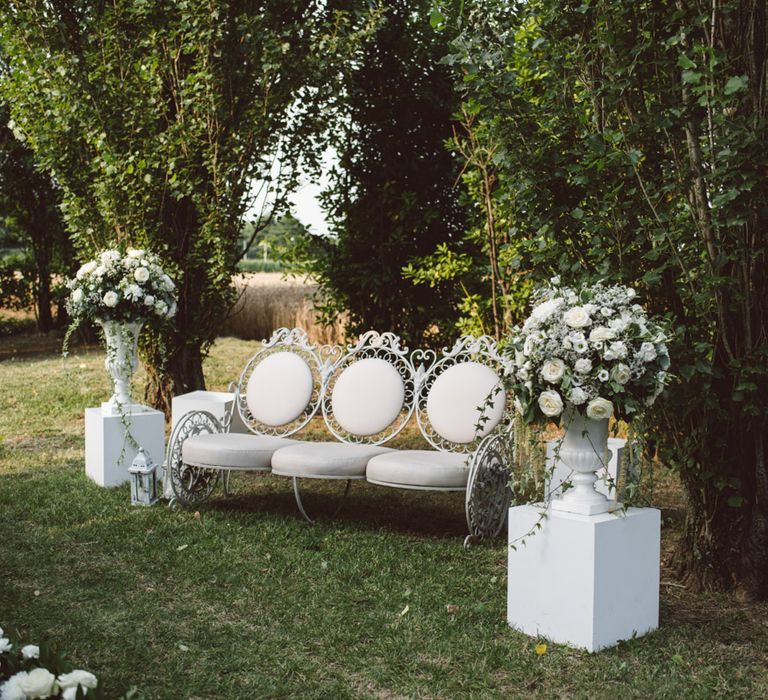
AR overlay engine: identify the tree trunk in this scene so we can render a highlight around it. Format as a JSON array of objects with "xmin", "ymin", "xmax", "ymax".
[
  {"xmin": 143, "ymin": 340, "xmax": 206, "ymax": 417},
  {"xmin": 676, "ymin": 347, "xmax": 768, "ymax": 599}
]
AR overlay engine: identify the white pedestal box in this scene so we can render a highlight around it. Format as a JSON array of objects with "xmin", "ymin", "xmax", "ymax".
[
  {"xmin": 170, "ymin": 390, "xmax": 247, "ymax": 435},
  {"xmin": 546, "ymin": 437, "xmax": 630, "ymax": 501},
  {"xmin": 85, "ymin": 405, "xmax": 165, "ymax": 487},
  {"xmin": 507, "ymin": 505, "xmax": 660, "ymax": 652},
  {"xmin": 164, "ymin": 390, "xmax": 246, "ymax": 497}
]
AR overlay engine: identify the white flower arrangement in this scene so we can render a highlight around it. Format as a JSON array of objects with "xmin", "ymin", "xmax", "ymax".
[
  {"xmin": 505, "ymin": 279, "xmax": 671, "ymax": 424},
  {"xmin": 66, "ymin": 248, "xmax": 177, "ymax": 327},
  {"xmin": 0, "ymin": 625, "xmax": 104, "ymax": 700}
]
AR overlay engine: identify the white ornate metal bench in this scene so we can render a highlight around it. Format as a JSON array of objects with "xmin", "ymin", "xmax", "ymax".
[{"xmin": 166, "ymin": 327, "xmax": 513, "ymax": 544}]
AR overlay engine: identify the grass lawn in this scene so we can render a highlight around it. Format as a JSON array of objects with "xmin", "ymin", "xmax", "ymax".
[{"xmin": 1, "ymin": 336, "xmax": 767, "ymax": 699}]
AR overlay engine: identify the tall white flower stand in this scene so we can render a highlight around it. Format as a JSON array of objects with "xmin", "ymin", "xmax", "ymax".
[
  {"xmin": 85, "ymin": 405, "xmax": 165, "ymax": 488},
  {"xmin": 507, "ymin": 505, "xmax": 660, "ymax": 652}
]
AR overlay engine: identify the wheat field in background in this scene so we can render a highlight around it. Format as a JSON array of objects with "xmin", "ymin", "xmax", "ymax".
[{"xmin": 221, "ymin": 273, "xmax": 346, "ymax": 345}]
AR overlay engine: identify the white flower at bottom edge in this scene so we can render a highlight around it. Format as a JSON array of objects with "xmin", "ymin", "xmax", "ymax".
[
  {"xmin": 1, "ymin": 671, "xmax": 28, "ymax": 700},
  {"xmin": 58, "ymin": 670, "xmax": 98, "ymax": 692},
  {"xmin": 21, "ymin": 644, "xmax": 39, "ymax": 659},
  {"xmin": 0, "ymin": 637, "xmax": 11, "ymax": 653},
  {"xmin": 586, "ymin": 397, "xmax": 614, "ymax": 421},
  {"xmin": 538, "ymin": 390, "xmax": 564, "ymax": 417},
  {"xmin": 18, "ymin": 667, "xmax": 57, "ymax": 699},
  {"xmin": 541, "ymin": 358, "xmax": 565, "ymax": 383},
  {"xmin": 102, "ymin": 291, "xmax": 118, "ymax": 308}
]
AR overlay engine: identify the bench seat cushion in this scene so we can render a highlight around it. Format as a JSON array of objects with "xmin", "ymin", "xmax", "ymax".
[
  {"xmin": 366, "ymin": 450, "xmax": 470, "ymax": 490},
  {"xmin": 271, "ymin": 441, "xmax": 393, "ymax": 479},
  {"xmin": 182, "ymin": 433, "xmax": 297, "ymax": 471}
]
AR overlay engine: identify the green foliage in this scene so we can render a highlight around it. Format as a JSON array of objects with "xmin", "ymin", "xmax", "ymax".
[
  {"xmin": 299, "ymin": 0, "xmax": 466, "ymax": 346},
  {"xmin": 0, "ymin": 1, "xmax": 372, "ymax": 406},
  {"xmin": 446, "ymin": 0, "xmax": 768, "ymax": 594},
  {"xmin": 0, "ymin": 98, "xmax": 72, "ymax": 331}
]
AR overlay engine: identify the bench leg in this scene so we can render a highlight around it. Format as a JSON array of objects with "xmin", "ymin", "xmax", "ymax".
[
  {"xmin": 292, "ymin": 478, "xmax": 353, "ymax": 523},
  {"xmin": 223, "ymin": 470, "xmax": 232, "ymax": 497}
]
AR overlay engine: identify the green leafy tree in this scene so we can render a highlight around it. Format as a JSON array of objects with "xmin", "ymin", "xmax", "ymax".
[
  {"xmin": 443, "ymin": 0, "xmax": 768, "ymax": 597},
  {"xmin": 301, "ymin": 0, "xmax": 466, "ymax": 346},
  {"xmin": 0, "ymin": 0, "xmax": 373, "ymax": 410},
  {"xmin": 0, "ymin": 100, "xmax": 73, "ymax": 331}
]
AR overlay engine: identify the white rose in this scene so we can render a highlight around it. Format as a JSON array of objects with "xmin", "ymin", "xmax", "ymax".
[
  {"xmin": 154, "ymin": 300, "xmax": 168, "ymax": 316},
  {"xmin": 127, "ymin": 248, "xmax": 145, "ymax": 258},
  {"xmin": 1, "ymin": 671, "xmax": 28, "ymax": 700},
  {"xmin": 611, "ymin": 363, "xmax": 631, "ymax": 385},
  {"xmin": 600, "ymin": 306, "xmax": 614, "ymax": 317},
  {"xmin": 58, "ymin": 670, "xmax": 98, "ymax": 692},
  {"xmin": 589, "ymin": 326, "xmax": 615, "ymax": 343},
  {"xmin": 21, "ymin": 644, "xmax": 39, "ymax": 660},
  {"xmin": 640, "ymin": 342, "xmax": 657, "ymax": 362},
  {"xmin": 568, "ymin": 387, "xmax": 588, "ymax": 405},
  {"xmin": 523, "ymin": 332, "xmax": 542, "ymax": 357},
  {"xmin": 627, "ymin": 287, "xmax": 636, "ymax": 299},
  {"xmin": 124, "ymin": 284, "xmax": 143, "ymax": 301},
  {"xmin": 530, "ymin": 298, "xmax": 563, "ymax": 325},
  {"xmin": 94, "ymin": 265, "xmax": 105, "ymax": 277},
  {"xmin": 0, "ymin": 637, "xmax": 12, "ymax": 653},
  {"xmin": 608, "ymin": 341, "xmax": 628, "ymax": 359},
  {"xmin": 19, "ymin": 667, "xmax": 57, "ymax": 699},
  {"xmin": 538, "ymin": 390, "xmax": 564, "ymax": 417},
  {"xmin": 586, "ymin": 397, "xmax": 614, "ymax": 421},
  {"xmin": 71, "ymin": 288, "xmax": 84, "ymax": 304},
  {"xmin": 563, "ymin": 305, "xmax": 591, "ymax": 328},
  {"xmin": 166, "ymin": 301, "xmax": 177, "ymax": 318},
  {"xmin": 102, "ymin": 291, "xmax": 119, "ymax": 307},
  {"xmin": 574, "ymin": 358, "xmax": 592, "ymax": 374},
  {"xmin": 143, "ymin": 294, "xmax": 155, "ymax": 306},
  {"xmin": 76, "ymin": 260, "xmax": 97, "ymax": 279},
  {"xmin": 541, "ymin": 358, "xmax": 565, "ymax": 383},
  {"xmin": 134, "ymin": 267, "xmax": 150, "ymax": 283}
]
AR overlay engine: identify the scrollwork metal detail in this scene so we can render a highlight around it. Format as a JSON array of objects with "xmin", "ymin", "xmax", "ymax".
[
  {"xmin": 166, "ymin": 410, "xmax": 224, "ymax": 507},
  {"xmin": 465, "ymin": 428, "xmax": 514, "ymax": 546}
]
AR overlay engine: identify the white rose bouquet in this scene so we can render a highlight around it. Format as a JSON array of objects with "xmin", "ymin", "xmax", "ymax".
[
  {"xmin": 0, "ymin": 625, "xmax": 104, "ymax": 699},
  {"xmin": 505, "ymin": 279, "xmax": 670, "ymax": 424},
  {"xmin": 66, "ymin": 248, "xmax": 177, "ymax": 328}
]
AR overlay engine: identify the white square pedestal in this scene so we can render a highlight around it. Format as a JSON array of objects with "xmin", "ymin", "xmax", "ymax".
[
  {"xmin": 171, "ymin": 390, "xmax": 247, "ymax": 434},
  {"xmin": 85, "ymin": 405, "xmax": 165, "ymax": 487},
  {"xmin": 507, "ymin": 505, "xmax": 660, "ymax": 652}
]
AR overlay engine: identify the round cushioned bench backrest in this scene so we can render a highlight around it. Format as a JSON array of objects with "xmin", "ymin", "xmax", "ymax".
[
  {"xmin": 236, "ymin": 328, "xmax": 322, "ymax": 437},
  {"xmin": 415, "ymin": 336, "xmax": 508, "ymax": 453},
  {"xmin": 426, "ymin": 361, "xmax": 506, "ymax": 444},
  {"xmin": 323, "ymin": 332, "xmax": 412, "ymax": 444},
  {"xmin": 246, "ymin": 351, "xmax": 314, "ymax": 426}
]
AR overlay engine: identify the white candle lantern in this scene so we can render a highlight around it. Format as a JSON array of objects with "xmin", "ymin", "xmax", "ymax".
[{"xmin": 129, "ymin": 448, "xmax": 159, "ymax": 506}]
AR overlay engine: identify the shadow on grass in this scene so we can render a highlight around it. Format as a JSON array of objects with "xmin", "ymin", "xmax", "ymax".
[{"xmin": 198, "ymin": 474, "xmax": 475, "ymax": 541}]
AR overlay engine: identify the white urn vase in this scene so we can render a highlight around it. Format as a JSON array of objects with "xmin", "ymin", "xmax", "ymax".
[
  {"xmin": 98, "ymin": 320, "xmax": 144, "ymax": 415},
  {"xmin": 550, "ymin": 407, "xmax": 612, "ymax": 515}
]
